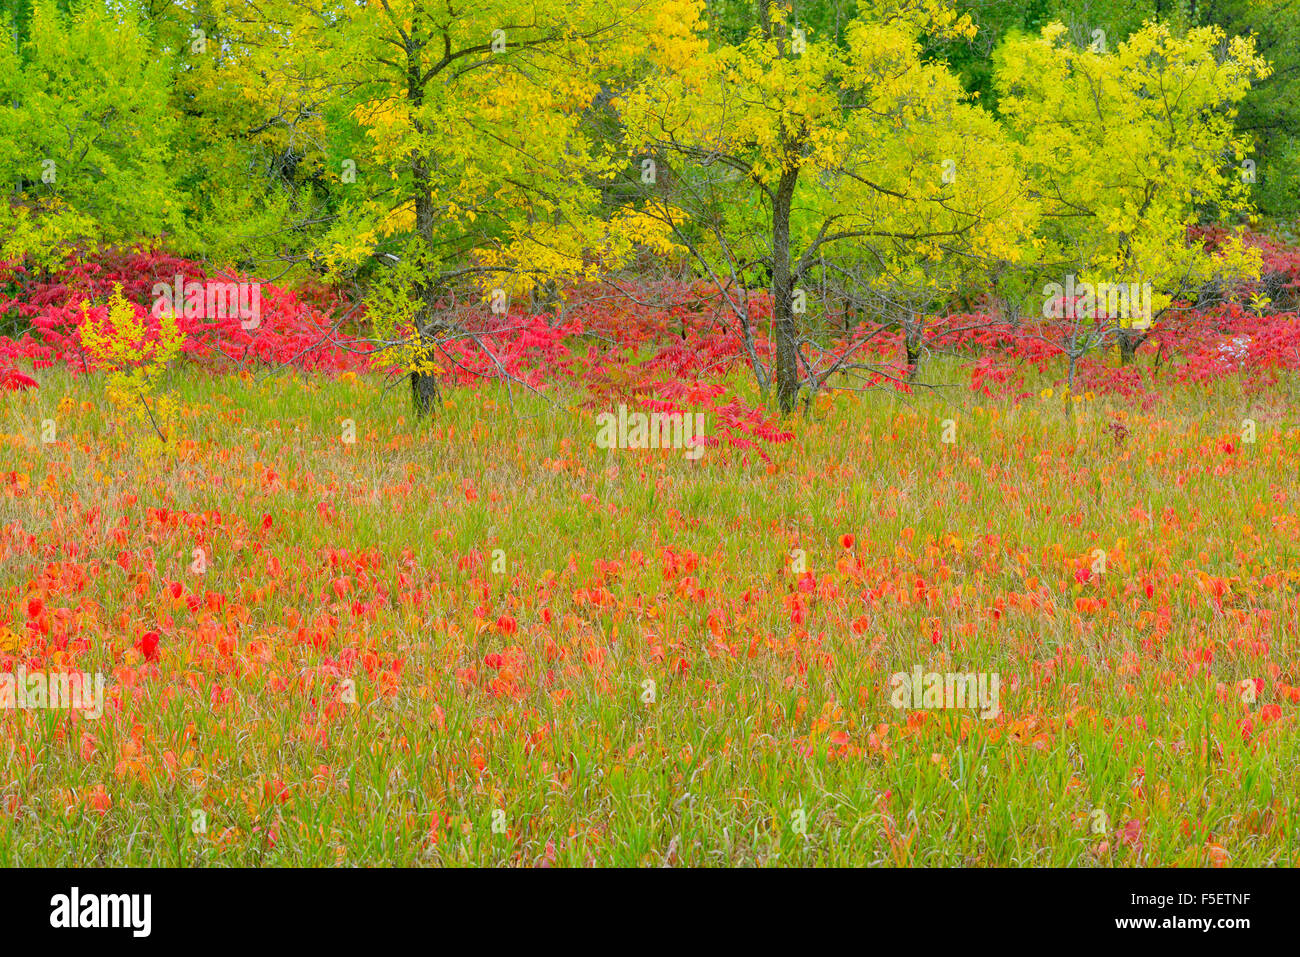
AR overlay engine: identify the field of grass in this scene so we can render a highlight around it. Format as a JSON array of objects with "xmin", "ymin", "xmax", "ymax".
[{"xmin": 2, "ymin": 361, "xmax": 1298, "ymax": 866}]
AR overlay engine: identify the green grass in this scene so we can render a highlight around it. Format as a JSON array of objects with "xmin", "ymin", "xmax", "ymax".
[{"xmin": 0, "ymin": 359, "xmax": 1297, "ymax": 865}]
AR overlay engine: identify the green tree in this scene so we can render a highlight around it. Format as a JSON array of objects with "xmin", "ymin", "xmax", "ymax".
[{"xmin": 206, "ymin": 0, "xmax": 687, "ymax": 413}]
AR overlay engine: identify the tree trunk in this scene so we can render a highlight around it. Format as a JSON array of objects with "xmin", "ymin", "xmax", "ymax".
[
  {"xmin": 407, "ymin": 43, "xmax": 442, "ymax": 417},
  {"xmin": 905, "ymin": 326, "xmax": 922, "ymax": 382},
  {"xmin": 410, "ymin": 364, "xmax": 441, "ymax": 415},
  {"xmin": 530, "ymin": 276, "xmax": 561, "ymax": 325},
  {"xmin": 772, "ymin": 168, "xmax": 800, "ymax": 414},
  {"xmin": 409, "ymin": 291, "xmax": 441, "ymax": 418},
  {"xmin": 1066, "ymin": 351, "xmax": 1078, "ymax": 418},
  {"xmin": 1117, "ymin": 328, "xmax": 1144, "ymax": 366}
]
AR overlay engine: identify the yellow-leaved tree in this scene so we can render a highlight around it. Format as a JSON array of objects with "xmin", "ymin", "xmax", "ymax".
[
  {"xmin": 619, "ymin": 0, "xmax": 1038, "ymax": 410},
  {"xmin": 78, "ymin": 286, "xmax": 185, "ymax": 461},
  {"xmin": 995, "ymin": 21, "xmax": 1270, "ymax": 375},
  {"xmin": 205, "ymin": 0, "xmax": 697, "ymax": 413}
]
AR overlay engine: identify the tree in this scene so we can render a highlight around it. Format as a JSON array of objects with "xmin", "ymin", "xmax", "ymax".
[
  {"xmin": 0, "ymin": 0, "xmax": 184, "ymax": 269},
  {"xmin": 995, "ymin": 20, "xmax": 1269, "ymax": 367},
  {"xmin": 205, "ymin": 0, "xmax": 689, "ymax": 414},
  {"xmin": 619, "ymin": 0, "xmax": 1035, "ymax": 413}
]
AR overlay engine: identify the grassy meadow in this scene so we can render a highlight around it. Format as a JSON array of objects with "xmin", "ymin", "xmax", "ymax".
[{"xmin": 1, "ymin": 361, "xmax": 1298, "ymax": 866}]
